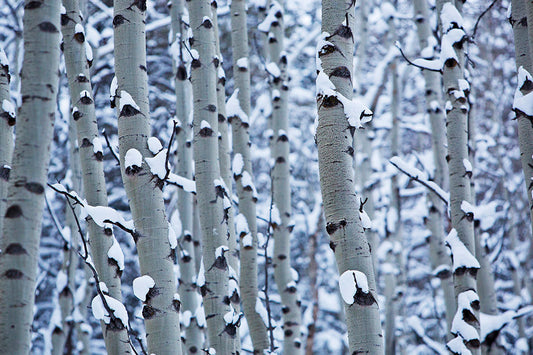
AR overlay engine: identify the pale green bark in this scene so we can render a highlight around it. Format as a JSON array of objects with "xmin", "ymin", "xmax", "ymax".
[
  {"xmin": 438, "ymin": 1, "xmax": 480, "ymax": 353},
  {"xmin": 412, "ymin": 0, "xmax": 455, "ymax": 335},
  {"xmin": 187, "ymin": 0, "xmax": 233, "ymax": 352},
  {"xmin": 263, "ymin": 2, "xmax": 303, "ymax": 353},
  {"xmin": 0, "ymin": 46, "xmax": 14, "ymax": 239},
  {"xmin": 113, "ymin": 0, "xmax": 181, "ymax": 352},
  {"xmin": 61, "ymin": 1, "xmax": 132, "ymax": 351},
  {"xmin": 169, "ymin": 1, "xmax": 203, "ymax": 353},
  {"xmin": 316, "ymin": 1, "xmax": 383, "ymax": 353},
  {"xmin": 0, "ymin": 0, "xmax": 61, "ymax": 352},
  {"xmin": 229, "ymin": 0, "xmax": 269, "ymax": 351}
]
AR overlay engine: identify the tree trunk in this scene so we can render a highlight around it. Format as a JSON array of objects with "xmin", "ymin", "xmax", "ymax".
[
  {"xmin": 0, "ymin": 0, "xmax": 61, "ymax": 352},
  {"xmin": 438, "ymin": 1, "xmax": 481, "ymax": 353},
  {"xmin": 60, "ymin": 1, "xmax": 132, "ymax": 350},
  {"xmin": 113, "ymin": 0, "xmax": 182, "ymax": 352},
  {"xmin": 412, "ymin": 0, "xmax": 456, "ymax": 336},
  {"xmin": 229, "ymin": 0, "xmax": 269, "ymax": 351},
  {"xmin": 0, "ymin": 46, "xmax": 14, "ymax": 238},
  {"xmin": 316, "ymin": 1, "xmax": 383, "ymax": 353},
  {"xmin": 261, "ymin": 1, "xmax": 303, "ymax": 353},
  {"xmin": 187, "ymin": 0, "xmax": 233, "ymax": 352},
  {"xmin": 169, "ymin": 1, "xmax": 203, "ymax": 353}
]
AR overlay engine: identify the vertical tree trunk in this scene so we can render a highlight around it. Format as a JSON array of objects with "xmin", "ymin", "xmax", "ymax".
[
  {"xmin": 261, "ymin": 1, "xmax": 303, "ymax": 353},
  {"xmin": 0, "ymin": 46, "xmax": 14, "ymax": 237},
  {"xmin": 412, "ymin": 0, "xmax": 456, "ymax": 335},
  {"xmin": 187, "ymin": 0, "xmax": 233, "ymax": 352},
  {"xmin": 60, "ymin": 0, "xmax": 132, "ymax": 351},
  {"xmin": 169, "ymin": 1, "xmax": 203, "ymax": 353},
  {"xmin": 316, "ymin": 1, "xmax": 383, "ymax": 353},
  {"xmin": 229, "ymin": 0, "xmax": 269, "ymax": 351},
  {"xmin": 113, "ymin": 0, "xmax": 182, "ymax": 352},
  {"xmin": 0, "ymin": 0, "xmax": 61, "ymax": 352},
  {"xmin": 438, "ymin": 1, "xmax": 481, "ymax": 353}
]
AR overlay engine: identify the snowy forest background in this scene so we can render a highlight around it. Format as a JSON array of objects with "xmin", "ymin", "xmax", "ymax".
[{"xmin": 0, "ymin": 0, "xmax": 531, "ymax": 353}]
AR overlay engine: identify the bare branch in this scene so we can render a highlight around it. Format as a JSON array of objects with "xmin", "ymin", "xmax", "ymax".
[{"xmin": 395, "ymin": 43, "xmax": 442, "ymax": 73}]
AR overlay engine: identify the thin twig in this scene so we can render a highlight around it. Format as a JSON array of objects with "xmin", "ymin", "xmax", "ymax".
[
  {"xmin": 395, "ymin": 43, "xmax": 442, "ymax": 73},
  {"xmin": 102, "ymin": 129, "xmax": 121, "ymax": 166},
  {"xmin": 45, "ymin": 194, "xmax": 70, "ymax": 245},
  {"xmin": 472, "ymin": 0, "xmax": 499, "ymax": 39},
  {"xmin": 164, "ymin": 120, "xmax": 178, "ymax": 181},
  {"xmin": 263, "ymin": 181, "xmax": 276, "ymax": 353},
  {"xmin": 389, "ymin": 159, "xmax": 449, "ymax": 206}
]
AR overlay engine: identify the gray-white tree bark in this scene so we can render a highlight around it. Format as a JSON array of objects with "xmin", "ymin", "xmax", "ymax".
[
  {"xmin": 438, "ymin": 1, "xmax": 481, "ymax": 353},
  {"xmin": 169, "ymin": 1, "xmax": 203, "ymax": 353},
  {"xmin": 229, "ymin": 0, "xmax": 269, "ymax": 351},
  {"xmin": 0, "ymin": 46, "xmax": 14, "ymax": 239},
  {"xmin": 316, "ymin": 1, "xmax": 383, "ymax": 353},
  {"xmin": 113, "ymin": 0, "xmax": 181, "ymax": 352},
  {"xmin": 412, "ymin": 0, "xmax": 456, "ymax": 335},
  {"xmin": 261, "ymin": 1, "xmax": 303, "ymax": 353},
  {"xmin": 0, "ymin": 0, "xmax": 61, "ymax": 351},
  {"xmin": 60, "ymin": 1, "xmax": 132, "ymax": 351},
  {"xmin": 187, "ymin": 0, "xmax": 234, "ymax": 352}
]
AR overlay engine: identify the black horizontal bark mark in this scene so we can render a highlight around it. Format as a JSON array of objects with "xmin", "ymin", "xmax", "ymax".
[
  {"xmin": 24, "ymin": 182, "xmax": 44, "ymax": 194},
  {"xmin": 5, "ymin": 243, "xmax": 27, "ymax": 255},
  {"xmin": 5, "ymin": 269, "xmax": 24, "ymax": 279},
  {"xmin": 5, "ymin": 205, "xmax": 22, "ymax": 218},
  {"xmin": 38, "ymin": 22, "xmax": 59, "ymax": 33}
]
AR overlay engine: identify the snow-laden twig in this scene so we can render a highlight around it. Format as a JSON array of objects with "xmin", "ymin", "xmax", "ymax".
[
  {"xmin": 395, "ymin": 42, "xmax": 442, "ymax": 73},
  {"xmin": 389, "ymin": 156, "xmax": 449, "ymax": 206}
]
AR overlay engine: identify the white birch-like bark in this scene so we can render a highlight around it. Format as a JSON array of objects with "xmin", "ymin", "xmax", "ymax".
[
  {"xmin": 412, "ymin": 0, "xmax": 456, "ymax": 335},
  {"xmin": 113, "ymin": 0, "xmax": 181, "ymax": 352},
  {"xmin": 211, "ymin": 0, "xmax": 239, "ymax": 280},
  {"xmin": 187, "ymin": 0, "xmax": 234, "ymax": 352},
  {"xmin": 263, "ymin": 1, "xmax": 303, "ymax": 353},
  {"xmin": 169, "ymin": 1, "xmax": 203, "ymax": 353},
  {"xmin": 229, "ymin": 0, "xmax": 269, "ymax": 350},
  {"xmin": 0, "ymin": 46, "xmax": 14, "ymax": 237},
  {"xmin": 316, "ymin": 1, "xmax": 383, "ymax": 353},
  {"xmin": 0, "ymin": 0, "xmax": 61, "ymax": 351},
  {"xmin": 60, "ymin": 1, "xmax": 133, "ymax": 351},
  {"xmin": 438, "ymin": 1, "xmax": 480, "ymax": 353}
]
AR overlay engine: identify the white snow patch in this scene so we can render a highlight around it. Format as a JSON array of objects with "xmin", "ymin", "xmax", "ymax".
[
  {"xmin": 85, "ymin": 42, "xmax": 93, "ymax": 62},
  {"xmin": 266, "ymin": 62, "xmax": 280, "ymax": 77},
  {"xmin": 0, "ymin": 47, "xmax": 8, "ymax": 67},
  {"xmin": 168, "ymin": 222, "xmax": 177, "ymax": 249},
  {"xmin": 235, "ymin": 213, "xmax": 249, "ymax": 236},
  {"xmin": 125, "ymin": 148, "xmax": 143, "ymax": 170},
  {"xmin": 445, "ymin": 229, "xmax": 480, "ymax": 271},
  {"xmin": 110, "ymin": 76, "xmax": 118, "ymax": 98},
  {"xmin": 232, "ymin": 153, "xmax": 244, "ymax": 176},
  {"xmin": 256, "ymin": 297, "xmax": 270, "ymax": 327},
  {"xmin": 513, "ymin": 66, "xmax": 533, "ymax": 116},
  {"xmin": 75, "ymin": 23, "xmax": 85, "ymax": 35},
  {"xmin": 147, "ymin": 137, "xmax": 163, "ymax": 154},
  {"xmin": 2, "ymin": 99, "xmax": 15, "ymax": 119},
  {"xmin": 196, "ymin": 259, "xmax": 205, "ymax": 287},
  {"xmin": 339, "ymin": 270, "xmax": 370, "ymax": 304},
  {"xmin": 79, "ymin": 90, "xmax": 92, "ymax": 100},
  {"xmin": 215, "ymin": 245, "xmax": 229, "ymax": 258},
  {"xmin": 92, "ymin": 137, "xmax": 103, "ymax": 155},
  {"xmin": 56, "ymin": 270, "xmax": 68, "ymax": 291},
  {"xmin": 91, "ymin": 295, "xmax": 128, "ymax": 326},
  {"xmin": 107, "ymin": 237, "xmax": 124, "ymax": 271},
  {"xmin": 463, "ymin": 158, "xmax": 472, "ymax": 174},
  {"xmin": 226, "ymin": 89, "xmax": 249, "ymax": 124},
  {"xmin": 200, "ymin": 120, "xmax": 211, "ymax": 130},
  {"xmin": 133, "ymin": 275, "xmax": 155, "ymax": 302},
  {"xmin": 119, "ymin": 91, "xmax": 140, "ymax": 112},
  {"xmin": 257, "ymin": 1, "xmax": 283, "ymax": 33},
  {"xmin": 236, "ymin": 57, "xmax": 248, "ymax": 70}
]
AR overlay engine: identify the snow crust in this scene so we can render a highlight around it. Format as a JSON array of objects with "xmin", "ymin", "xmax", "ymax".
[
  {"xmin": 147, "ymin": 137, "xmax": 163, "ymax": 154},
  {"xmin": 133, "ymin": 275, "xmax": 155, "ymax": 302},
  {"xmin": 119, "ymin": 91, "xmax": 140, "ymax": 112},
  {"xmin": 226, "ymin": 89, "xmax": 249, "ymax": 124},
  {"xmin": 339, "ymin": 270, "xmax": 370, "ymax": 304},
  {"xmin": 445, "ymin": 229, "xmax": 480, "ymax": 271},
  {"xmin": 91, "ymin": 294, "xmax": 128, "ymax": 326},
  {"xmin": 125, "ymin": 148, "xmax": 142, "ymax": 170},
  {"xmin": 107, "ymin": 237, "xmax": 124, "ymax": 271}
]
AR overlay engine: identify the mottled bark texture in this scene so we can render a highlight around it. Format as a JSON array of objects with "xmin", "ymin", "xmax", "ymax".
[
  {"xmin": 61, "ymin": 0, "xmax": 132, "ymax": 350},
  {"xmin": 0, "ymin": 46, "xmax": 13, "ymax": 237},
  {"xmin": 113, "ymin": 0, "xmax": 181, "ymax": 352},
  {"xmin": 413, "ymin": 0, "xmax": 455, "ymax": 335},
  {"xmin": 187, "ymin": 0, "xmax": 234, "ymax": 353},
  {"xmin": 316, "ymin": 0, "xmax": 383, "ymax": 353},
  {"xmin": 170, "ymin": 1, "xmax": 204, "ymax": 353},
  {"xmin": 263, "ymin": 1, "xmax": 303, "ymax": 353},
  {"xmin": 229, "ymin": 0, "xmax": 269, "ymax": 351},
  {"xmin": 438, "ymin": 1, "xmax": 480, "ymax": 353},
  {"xmin": 0, "ymin": 0, "xmax": 61, "ymax": 352}
]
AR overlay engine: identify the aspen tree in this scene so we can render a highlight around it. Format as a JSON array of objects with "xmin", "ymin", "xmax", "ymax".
[
  {"xmin": 229, "ymin": 0, "xmax": 269, "ymax": 350},
  {"xmin": 0, "ymin": 0, "xmax": 61, "ymax": 352},
  {"xmin": 113, "ymin": 0, "xmax": 181, "ymax": 352},
  {"xmin": 316, "ymin": 0, "xmax": 383, "ymax": 353},
  {"xmin": 187, "ymin": 0, "xmax": 234, "ymax": 352},
  {"xmin": 260, "ymin": 1, "xmax": 303, "ymax": 353},
  {"xmin": 0, "ymin": 46, "xmax": 14, "ymax": 238},
  {"xmin": 169, "ymin": 1, "xmax": 203, "ymax": 352},
  {"xmin": 437, "ymin": 1, "xmax": 481, "ymax": 353},
  {"xmin": 60, "ymin": 0, "xmax": 132, "ymax": 351},
  {"xmin": 412, "ymin": 0, "xmax": 455, "ymax": 334}
]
